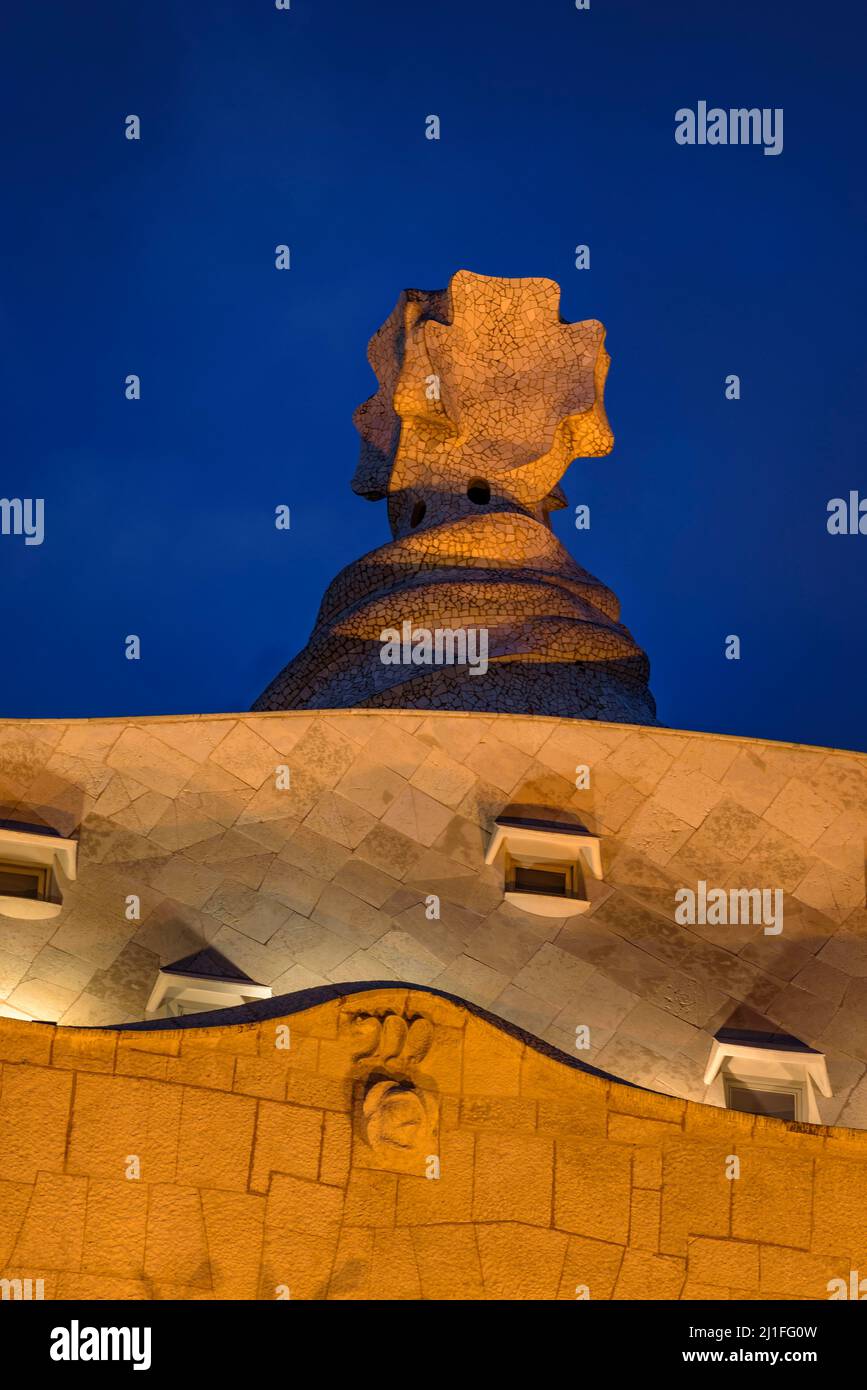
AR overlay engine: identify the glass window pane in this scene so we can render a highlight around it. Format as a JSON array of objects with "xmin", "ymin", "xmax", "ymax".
[
  {"xmin": 0, "ymin": 867, "xmax": 42, "ymax": 899},
  {"xmin": 513, "ymin": 865, "xmax": 567, "ymax": 894},
  {"xmin": 727, "ymin": 1085, "xmax": 797, "ymax": 1121}
]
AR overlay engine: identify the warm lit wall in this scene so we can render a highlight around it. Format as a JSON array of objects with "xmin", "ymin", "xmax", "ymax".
[
  {"xmin": 0, "ymin": 710, "xmax": 865, "ymax": 1124},
  {"xmin": 1, "ymin": 986, "xmax": 866, "ymax": 1301}
]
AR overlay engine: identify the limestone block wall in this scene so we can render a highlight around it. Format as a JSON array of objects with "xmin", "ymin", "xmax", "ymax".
[
  {"xmin": 0, "ymin": 987, "xmax": 865, "ymax": 1301},
  {"xmin": 0, "ymin": 710, "xmax": 865, "ymax": 1124}
]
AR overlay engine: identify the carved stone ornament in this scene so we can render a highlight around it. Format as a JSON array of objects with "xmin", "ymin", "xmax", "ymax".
[{"xmin": 341, "ymin": 1006, "xmax": 439, "ymax": 1175}]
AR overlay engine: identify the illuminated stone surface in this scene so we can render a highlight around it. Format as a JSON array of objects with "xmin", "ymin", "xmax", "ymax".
[
  {"xmin": 254, "ymin": 271, "xmax": 656, "ymax": 722},
  {"xmin": 1, "ymin": 710, "xmax": 865, "ymax": 1129},
  {"xmin": 1, "ymin": 277, "xmax": 864, "ymax": 1302},
  {"xmin": 2, "ymin": 986, "xmax": 867, "ymax": 1300}
]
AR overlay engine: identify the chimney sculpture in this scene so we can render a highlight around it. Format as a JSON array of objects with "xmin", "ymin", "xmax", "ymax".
[{"xmin": 254, "ymin": 271, "xmax": 656, "ymax": 724}]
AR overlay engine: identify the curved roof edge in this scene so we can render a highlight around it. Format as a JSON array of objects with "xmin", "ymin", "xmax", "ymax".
[
  {"xmin": 0, "ymin": 707, "xmax": 863, "ymax": 758},
  {"xmin": 21, "ymin": 978, "xmax": 633, "ymax": 1090}
]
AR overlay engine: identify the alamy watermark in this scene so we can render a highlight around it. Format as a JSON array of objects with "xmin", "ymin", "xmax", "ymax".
[
  {"xmin": 50, "ymin": 1321, "xmax": 151, "ymax": 1370},
  {"xmin": 0, "ymin": 497, "xmax": 44, "ymax": 545},
  {"xmin": 379, "ymin": 620, "xmax": 489, "ymax": 676},
  {"xmin": 1, "ymin": 1277, "xmax": 44, "ymax": 1300},
  {"xmin": 828, "ymin": 1271, "xmax": 867, "ymax": 1299},
  {"xmin": 675, "ymin": 880, "xmax": 783, "ymax": 935},
  {"xmin": 675, "ymin": 102, "xmax": 783, "ymax": 156},
  {"xmin": 827, "ymin": 491, "xmax": 866, "ymax": 535}
]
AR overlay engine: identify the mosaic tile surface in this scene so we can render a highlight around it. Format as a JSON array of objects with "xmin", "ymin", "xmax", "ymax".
[{"xmin": 255, "ymin": 272, "xmax": 656, "ymax": 722}]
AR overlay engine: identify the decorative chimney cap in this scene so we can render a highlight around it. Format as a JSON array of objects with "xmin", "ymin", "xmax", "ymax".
[{"xmin": 254, "ymin": 271, "xmax": 656, "ymax": 724}]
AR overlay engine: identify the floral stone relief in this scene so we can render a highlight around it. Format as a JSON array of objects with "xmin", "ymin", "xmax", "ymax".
[{"xmin": 343, "ymin": 1005, "xmax": 439, "ymax": 1174}]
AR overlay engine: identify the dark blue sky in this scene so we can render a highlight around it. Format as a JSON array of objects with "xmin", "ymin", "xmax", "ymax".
[{"xmin": 3, "ymin": 1, "xmax": 865, "ymax": 751}]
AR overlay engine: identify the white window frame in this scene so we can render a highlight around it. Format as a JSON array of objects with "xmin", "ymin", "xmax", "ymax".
[
  {"xmin": 145, "ymin": 968, "xmax": 272, "ymax": 1018},
  {"xmin": 704, "ymin": 1039, "xmax": 831, "ymax": 1124},
  {"xmin": 485, "ymin": 817, "xmax": 603, "ymax": 918},
  {"xmin": 0, "ymin": 826, "xmax": 77, "ymax": 921}
]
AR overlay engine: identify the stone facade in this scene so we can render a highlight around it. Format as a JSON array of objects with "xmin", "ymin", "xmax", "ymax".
[
  {"xmin": 5, "ymin": 270, "xmax": 862, "ymax": 1302},
  {"xmin": 0, "ymin": 708, "xmax": 865, "ymax": 1127},
  {"xmin": 1, "ymin": 986, "xmax": 866, "ymax": 1301}
]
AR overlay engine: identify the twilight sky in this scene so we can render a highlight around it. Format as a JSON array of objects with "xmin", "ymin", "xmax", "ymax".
[{"xmin": 3, "ymin": 0, "xmax": 865, "ymax": 751}]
